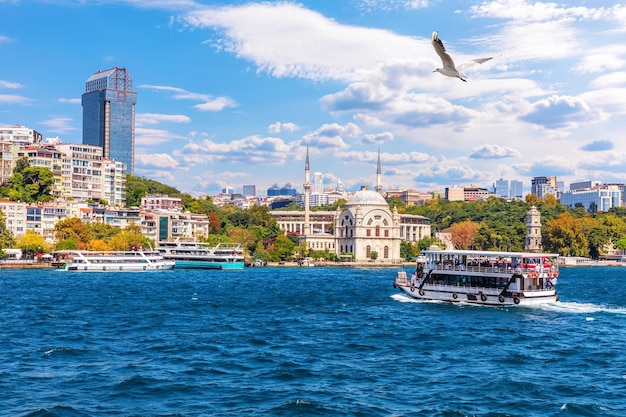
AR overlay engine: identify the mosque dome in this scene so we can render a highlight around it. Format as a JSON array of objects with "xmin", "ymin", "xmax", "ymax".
[{"xmin": 345, "ymin": 190, "xmax": 388, "ymax": 207}]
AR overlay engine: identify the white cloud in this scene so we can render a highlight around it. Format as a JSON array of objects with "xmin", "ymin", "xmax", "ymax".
[
  {"xmin": 140, "ymin": 84, "xmax": 237, "ymax": 112},
  {"xmin": 468, "ymin": 1, "xmax": 623, "ymax": 22},
  {"xmin": 0, "ymin": 94, "xmax": 31, "ymax": 105},
  {"xmin": 182, "ymin": 2, "xmax": 425, "ymax": 82},
  {"xmin": 58, "ymin": 98, "xmax": 81, "ymax": 104},
  {"xmin": 303, "ymin": 122, "xmax": 361, "ymax": 150},
  {"xmin": 573, "ymin": 53, "xmax": 625, "ymax": 74},
  {"xmin": 469, "ymin": 144, "xmax": 521, "ymax": 159},
  {"xmin": 177, "ymin": 135, "xmax": 295, "ymax": 165},
  {"xmin": 520, "ymin": 95, "xmax": 604, "ymax": 130},
  {"xmin": 591, "ymin": 71, "xmax": 626, "ymax": 88},
  {"xmin": 268, "ymin": 121, "xmax": 299, "ymax": 134},
  {"xmin": 362, "ymin": 131, "xmax": 393, "ymax": 145},
  {"xmin": 136, "ymin": 113, "xmax": 191, "ymax": 125},
  {"xmin": 135, "ymin": 153, "xmax": 180, "ymax": 169},
  {"xmin": 0, "ymin": 80, "xmax": 22, "ymax": 89},
  {"xmin": 135, "ymin": 127, "xmax": 187, "ymax": 145},
  {"xmin": 355, "ymin": 0, "xmax": 431, "ymax": 12},
  {"xmin": 40, "ymin": 116, "xmax": 79, "ymax": 134}
]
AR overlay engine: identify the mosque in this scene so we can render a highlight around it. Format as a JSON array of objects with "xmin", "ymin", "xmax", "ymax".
[{"xmin": 271, "ymin": 148, "xmax": 431, "ymax": 263}]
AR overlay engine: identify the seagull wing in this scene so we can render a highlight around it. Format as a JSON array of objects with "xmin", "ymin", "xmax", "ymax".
[
  {"xmin": 457, "ymin": 57, "xmax": 493, "ymax": 71},
  {"xmin": 431, "ymin": 31, "xmax": 456, "ymax": 69}
]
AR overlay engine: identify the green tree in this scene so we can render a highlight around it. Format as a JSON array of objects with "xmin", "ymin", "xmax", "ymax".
[
  {"xmin": 253, "ymin": 241, "xmax": 270, "ymax": 262},
  {"xmin": 267, "ymin": 235, "xmax": 296, "ymax": 261},
  {"xmin": 0, "ymin": 210, "xmax": 15, "ymax": 250},
  {"xmin": 400, "ymin": 241, "xmax": 418, "ymax": 261}
]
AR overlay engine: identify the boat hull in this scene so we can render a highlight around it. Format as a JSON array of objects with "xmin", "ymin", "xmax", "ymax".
[
  {"xmin": 64, "ymin": 261, "xmax": 175, "ymax": 272},
  {"xmin": 395, "ymin": 282, "xmax": 558, "ymax": 306},
  {"xmin": 173, "ymin": 260, "xmax": 245, "ymax": 270}
]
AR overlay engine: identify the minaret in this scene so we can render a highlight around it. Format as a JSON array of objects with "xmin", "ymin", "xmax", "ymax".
[
  {"xmin": 303, "ymin": 145, "xmax": 312, "ymax": 235},
  {"xmin": 375, "ymin": 149, "xmax": 382, "ymax": 193}
]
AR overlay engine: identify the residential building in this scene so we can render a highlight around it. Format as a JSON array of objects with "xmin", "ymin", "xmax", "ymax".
[
  {"xmin": 0, "ymin": 141, "xmax": 15, "ymax": 185},
  {"xmin": 102, "ymin": 160, "xmax": 126, "ymax": 206},
  {"xmin": 82, "ymin": 67, "xmax": 137, "ymax": 174},
  {"xmin": 446, "ymin": 186, "xmax": 492, "ymax": 201},
  {"xmin": 141, "ymin": 194, "xmax": 183, "ymax": 211},
  {"xmin": 0, "ymin": 200, "xmax": 27, "ymax": 237},
  {"xmin": 153, "ymin": 211, "xmax": 210, "ymax": 241},
  {"xmin": 385, "ymin": 189, "xmax": 432, "ymax": 206},
  {"xmin": 0, "ymin": 125, "xmax": 42, "ymax": 145},
  {"xmin": 531, "ymin": 176, "xmax": 558, "ymax": 198},
  {"xmin": 18, "ymin": 145, "xmax": 65, "ymax": 198},
  {"xmin": 445, "ymin": 185, "xmax": 464, "ymax": 201},
  {"xmin": 56, "ymin": 144, "xmax": 104, "ymax": 202}
]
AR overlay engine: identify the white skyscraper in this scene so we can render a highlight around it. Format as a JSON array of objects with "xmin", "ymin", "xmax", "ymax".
[{"xmin": 314, "ymin": 171, "xmax": 323, "ymax": 193}]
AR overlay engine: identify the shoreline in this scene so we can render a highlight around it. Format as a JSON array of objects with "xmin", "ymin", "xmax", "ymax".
[{"xmin": 1, "ymin": 260, "xmax": 624, "ymax": 270}]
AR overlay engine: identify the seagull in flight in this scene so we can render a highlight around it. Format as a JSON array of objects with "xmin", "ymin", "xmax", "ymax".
[{"xmin": 431, "ymin": 31, "xmax": 492, "ymax": 82}]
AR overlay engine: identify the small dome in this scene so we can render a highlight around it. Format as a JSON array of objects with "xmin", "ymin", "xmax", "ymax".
[{"xmin": 346, "ymin": 190, "xmax": 388, "ymax": 207}]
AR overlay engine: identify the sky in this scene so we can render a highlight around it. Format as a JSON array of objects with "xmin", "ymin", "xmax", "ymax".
[{"xmin": 1, "ymin": 0, "xmax": 626, "ymax": 197}]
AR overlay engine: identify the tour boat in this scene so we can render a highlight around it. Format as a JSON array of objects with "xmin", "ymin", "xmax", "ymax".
[
  {"xmin": 156, "ymin": 240, "xmax": 245, "ymax": 270},
  {"xmin": 394, "ymin": 248, "xmax": 560, "ymax": 306},
  {"xmin": 58, "ymin": 250, "xmax": 175, "ymax": 271}
]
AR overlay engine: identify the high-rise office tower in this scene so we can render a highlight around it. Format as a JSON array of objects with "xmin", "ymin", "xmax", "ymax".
[
  {"xmin": 82, "ymin": 67, "xmax": 137, "ymax": 174},
  {"xmin": 314, "ymin": 171, "xmax": 323, "ymax": 193},
  {"xmin": 494, "ymin": 178, "xmax": 509, "ymax": 198}
]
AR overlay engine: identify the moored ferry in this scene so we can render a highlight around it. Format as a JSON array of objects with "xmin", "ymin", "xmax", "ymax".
[
  {"xmin": 156, "ymin": 240, "xmax": 245, "ymax": 270},
  {"xmin": 394, "ymin": 248, "xmax": 560, "ymax": 306},
  {"xmin": 56, "ymin": 250, "xmax": 176, "ymax": 272}
]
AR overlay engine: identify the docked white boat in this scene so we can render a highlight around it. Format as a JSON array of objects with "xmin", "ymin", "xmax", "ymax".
[
  {"xmin": 156, "ymin": 240, "xmax": 245, "ymax": 270},
  {"xmin": 57, "ymin": 250, "xmax": 175, "ymax": 272},
  {"xmin": 394, "ymin": 248, "xmax": 560, "ymax": 306}
]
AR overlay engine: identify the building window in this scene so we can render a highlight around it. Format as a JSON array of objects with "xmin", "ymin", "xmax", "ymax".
[
  {"xmin": 375, "ymin": 226, "xmax": 380, "ymax": 237},
  {"xmin": 366, "ymin": 245, "xmax": 371, "ymax": 258},
  {"xmin": 384, "ymin": 230, "xmax": 389, "ymax": 237},
  {"xmin": 366, "ymin": 229, "xmax": 371, "ymax": 237},
  {"xmin": 384, "ymin": 246, "xmax": 389, "ymax": 258}
]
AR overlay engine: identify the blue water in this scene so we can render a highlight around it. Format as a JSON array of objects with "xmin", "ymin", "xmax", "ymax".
[{"xmin": 1, "ymin": 266, "xmax": 626, "ymax": 416}]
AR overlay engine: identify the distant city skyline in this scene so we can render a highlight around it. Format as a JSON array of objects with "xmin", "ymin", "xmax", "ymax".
[{"xmin": 2, "ymin": 1, "xmax": 626, "ymax": 196}]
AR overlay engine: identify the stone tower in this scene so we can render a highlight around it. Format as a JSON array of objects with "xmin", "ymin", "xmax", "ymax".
[{"xmin": 525, "ymin": 205, "xmax": 542, "ymax": 252}]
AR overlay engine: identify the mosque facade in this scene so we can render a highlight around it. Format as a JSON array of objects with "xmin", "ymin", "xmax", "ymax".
[{"xmin": 272, "ymin": 148, "xmax": 425, "ymax": 263}]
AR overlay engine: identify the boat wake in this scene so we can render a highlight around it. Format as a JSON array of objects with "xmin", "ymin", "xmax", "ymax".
[
  {"xmin": 530, "ymin": 301, "xmax": 626, "ymax": 315},
  {"xmin": 391, "ymin": 294, "xmax": 626, "ymax": 315},
  {"xmin": 391, "ymin": 294, "xmax": 419, "ymax": 303}
]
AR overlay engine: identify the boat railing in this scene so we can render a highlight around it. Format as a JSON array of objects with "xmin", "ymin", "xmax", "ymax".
[
  {"xmin": 429, "ymin": 263, "xmax": 558, "ymax": 277},
  {"xmin": 430, "ymin": 263, "xmax": 513, "ymax": 275}
]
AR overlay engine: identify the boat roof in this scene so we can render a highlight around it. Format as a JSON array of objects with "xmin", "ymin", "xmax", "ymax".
[{"xmin": 421, "ymin": 249, "xmax": 559, "ymax": 258}]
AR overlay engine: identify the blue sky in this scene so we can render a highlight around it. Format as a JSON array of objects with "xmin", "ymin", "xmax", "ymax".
[{"xmin": 1, "ymin": 1, "xmax": 626, "ymax": 197}]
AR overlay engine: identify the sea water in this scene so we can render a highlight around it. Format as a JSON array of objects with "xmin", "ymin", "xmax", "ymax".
[{"xmin": 1, "ymin": 266, "xmax": 626, "ymax": 416}]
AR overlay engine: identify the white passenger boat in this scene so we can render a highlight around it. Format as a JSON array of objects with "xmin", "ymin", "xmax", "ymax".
[
  {"xmin": 394, "ymin": 248, "xmax": 560, "ymax": 306},
  {"xmin": 57, "ymin": 250, "xmax": 175, "ymax": 272},
  {"xmin": 156, "ymin": 240, "xmax": 245, "ymax": 270}
]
